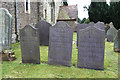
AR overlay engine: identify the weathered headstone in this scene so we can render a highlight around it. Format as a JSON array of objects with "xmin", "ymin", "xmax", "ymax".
[
  {"xmin": 35, "ymin": 21, "xmax": 51, "ymax": 46},
  {"xmin": 12, "ymin": 34, "xmax": 17, "ymax": 43},
  {"xmin": 77, "ymin": 22, "xmax": 94, "ymax": 47},
  {"xmin": 77, "ymin": 22, "xmax": 95, "ymax": 32},
  {"xmin": 77, "ymin": 26, "xmax": 105, "ymax": 70},
  {"xmin": 77, "ymin": 24, "xmax": 88, "ymax": 47},
  {"xmin": 107, "ymin": 26, "xmax": 117, "ymax": 42},
  {"xmin": 48, "ymin": 21, "xmax": 73, "ymax": 67},
  {"xmin": 89, "ymin": 22, "xmax": 94, "ymax": 26},
  {"xmin": 94, "ymin": 22, "xmax": 105, "ymax": 30},
  {"xmin": 0, "ymin": 8, "xmax": 12, "ymax": 52},
  {"xmin": 20, "ymin": 25, "xmax": 40, "ymax": 64},
  {"xmin": 114, "ymin": 29, "xmax": 120, "ymax": 52},
  {"xmin": 105, "ymin": 24, "xmax": 110, "ymax": 34}
]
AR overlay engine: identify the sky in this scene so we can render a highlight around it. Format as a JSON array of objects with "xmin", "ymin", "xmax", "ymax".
[{"xmin": 67, "ymin": 0, "xmax": 110, "ymax": 20}]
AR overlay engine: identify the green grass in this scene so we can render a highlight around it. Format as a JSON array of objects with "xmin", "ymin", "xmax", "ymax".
[{"xmin": 2, "ymin": 33, "xmax": 118, "ymax": 78}]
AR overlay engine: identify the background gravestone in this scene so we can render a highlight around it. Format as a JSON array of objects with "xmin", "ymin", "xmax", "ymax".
[
  {"xmin": 107, "ymin": 26, "xmax": 117, "ymax": 42},
  {"xmin": 77, "ymin": 22, "xmax": 94, "ymax": 47},
  {"xmin": 77, "ymin": 26, "xmax": 105, "ymax": 70},
  {"xmin": 88, "ymin": 22, "xmax": 94, "ymax": 26},
  {"xmin": 20, "ymin": 25, "xmax": 40, "ymax": 64},
  {"xmin": 114, "ymin": 29, "xmax": 120, "ymax": 52},
  {"xmin": 48, "ymin": 21, "xmax": 73, "ymax": 67},
  {"xmin": 0, "ymin": 8, "xmax": 12, "ymax": 52},
  {"xmin": 12, "ymin": 34, "xmax": 17, "ymax": 43},
  {"xmin": 94, "ymin": 22, "xmax": 105, "ymax": 30},
  {"xmin": 105, "ymin": 25, "xmax": 110, "ymax": 34},
  {"xmin": 35, "ymin": 21, "xmax": 51, "ymax": 46}
]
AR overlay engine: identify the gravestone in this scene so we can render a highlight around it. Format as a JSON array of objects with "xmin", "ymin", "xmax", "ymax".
[
  {"xmin": 89, "ymin": 22, "xmax": 94, "ymax": 26},
  {"xmin": 107, "ymin": 26, "xmax": 117, "ymax": 42},
  {"xmin": 94, "ymin": 22, "xmax": 105, "ymax": 30},
  {"xmin": 77, "ymin": 26, "xmax": 105, "ymax": 70},
  {"xmin": 0, "ymin": 8, "xmax": 12, "ymax": 52},
  {"xmin": 48, "ymin": 21, "xmax": 73, "ymax": 67},
  {"xmin": 114, "ymin": 29, "xmax": 120, "ymax": 52},
  {"xmin": 12, "ymin": 34, "xmax": 17, "ymax": 43},
  {"xmin": 77, "ymin": 22, "xmax": 94, "ymax": 47},
  {"xmin": 20, "ymin": 25, "xmax": 40, "ymax": 64},
  {"xmin": 35, "ymin": 21, "xmax": 51, "ymax": 46},
  {"xmin": 105, "ymin": 25, "xmax": 110, "ymax": 34}
]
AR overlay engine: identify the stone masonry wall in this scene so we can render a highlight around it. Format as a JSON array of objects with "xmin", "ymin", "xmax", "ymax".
[
  {"xmin": 0, "ymin": 1, "xmax": 62, "ymax": 40},
  {"xmin": 17, "ymin": 2, "xmax": 40, "ymax": 34},
  {"xmin": 1, "ymin": 2, "xmax": 42, "ymax": 35},
  {"xmin": 1, "ymin": 2, "xmax": 15, "ymax": 34}
]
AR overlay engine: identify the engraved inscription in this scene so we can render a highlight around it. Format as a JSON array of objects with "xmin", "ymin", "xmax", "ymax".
[
  {"xmin": 77, "ymin": 26, "xmax": 105, "ymax": 70},
  {"xmin": 77, "ymin": 22, "xmax": 95, "ymax": 47},
  {"xmin": 20, "ymin": 25, "xmax": 40, "ymax": 64},
  {"xmin": 48, "ymin": 21, "xmax": 73, "ymax": 67}
]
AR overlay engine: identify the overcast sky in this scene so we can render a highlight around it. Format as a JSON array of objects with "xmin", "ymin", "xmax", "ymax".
[{"xmin": 67, "ymin": 0, "xmax": 110, "ymax": 20}]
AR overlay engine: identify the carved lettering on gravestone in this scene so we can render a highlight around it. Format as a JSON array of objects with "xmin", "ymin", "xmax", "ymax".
[
  {"xmin": 20, "ymin": 25, "xmax": 40, "ymax": 64},
  {"xmin": 114, "ymin": 29, "xmax": 120, "ymax": 52},
  {"xmin": 48, "ymin": 21, "xmax": 73, "ymax": 67},
  {"xmin": 107, "ymin": 26, "xmax": 117, "ymax": 42},
  {"xmin": 35, "ymin": 21, "xmax": 51, "ymax": 46},
  {"xmin": 77, "ymin": 22, "xmax": 94, "ymax": 47},
  {"xmin": 0, "ymin": 8, "xmax": 12, "ymax": 52},
  {"xmin": 77, "ymin": 26, "xmax": 105, "ymax": 70}
]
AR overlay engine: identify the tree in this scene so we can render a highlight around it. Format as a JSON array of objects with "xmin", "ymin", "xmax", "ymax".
[
  {"xmin": 86, "ymin": 0, "xmax": 120, "ymax": 29},
  {"xmin": 63, "ymin": 0, "xmax": 68, "ymax": 6},
  {"xmin": 109, "ymin": 1, "xmax": 120, "ymax": 29},
  {"xmin": 78, "ymin": 18, "xmax": 81, "ymax": 23},
  {"xmin": 84, "ymin": 18, "xmax": 90, "ymax": 24},
  {"xmin": 88, "ymin": 0, "xmax": 111, "ymax": 24},
  {"xmin": 80, "ymin": 18, "xmax": 86, "ymax": 24}
]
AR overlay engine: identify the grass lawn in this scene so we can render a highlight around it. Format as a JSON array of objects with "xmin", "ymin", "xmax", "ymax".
[{"xmin": 2, "ymin": 33, "xmax": 118, "ymax": 78}]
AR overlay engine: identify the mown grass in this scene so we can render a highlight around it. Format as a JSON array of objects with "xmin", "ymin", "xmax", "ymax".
[{"xmin": 2, "ymin": 33, "xmax": 119, "ymax": 78}]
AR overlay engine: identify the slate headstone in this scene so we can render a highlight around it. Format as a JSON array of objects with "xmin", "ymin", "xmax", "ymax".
[
  {"xmin": 77, "ymin": 26, "xmax": 105, "ymax": 70},
  {"xmin": 0, "ymin": 8, "xmax": 12, "ymax": 52},
  {"xmin": 12, "ymin": 34, "xmax": 17, "ymax": 43},
  {"xmin": 48, "ymin": 21, "xmax": 73, "ymax": 67},
  {"xmin": 114, "ymin": 29, "xmax": 120, "ymax": 52},
  {"xmin": 105, "ymin": 25, "xmax": 110, "ymax": 34},
  {"xmin": 20, "ymin": 25, "xmax": 40, "ymax": 64},
  {"xmin": 107, "ymin": 26, "xmax": 117, "ymax": 42},
  {"xmin": 77, "ymin": 22, "xmax": 94, "ymax": 47},
  {"xmin": 94, "ymin": 22, "xmax": 105, "ymax": 30},
  {"xmin": 89, "ymin": 22, "xmax": 94, "ymax": 26},
  {"xmin": 35, "ymin": 21, "xmax": 51, "ymax": 46}
]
